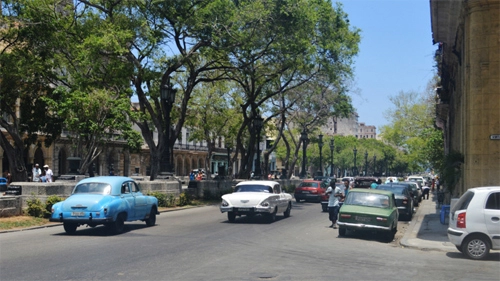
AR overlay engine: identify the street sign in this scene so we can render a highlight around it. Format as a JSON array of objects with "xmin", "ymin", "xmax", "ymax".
[{"xmin": 490, "ymin": 134, "xmax": 500, "ymax": 140}]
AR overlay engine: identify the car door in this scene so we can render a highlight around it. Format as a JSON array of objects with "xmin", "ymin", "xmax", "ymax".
[
  {"xmin": 121, "ymin": 182, "xmax": 136, "ymax": 219},
  {"xmin": 274, "ymin": 185, "xmax": 287, "ymax": 212},
  {"xmin": 130, "ymin": 182, "xmax": 149, "ymax": 218},
  {"xmin": 484, "ymin": 191, "xmax": 500, "ymax": 249}
]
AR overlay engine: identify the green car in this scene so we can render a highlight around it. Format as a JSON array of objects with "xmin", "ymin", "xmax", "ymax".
[{"xmin": 337, "ymin": 189, "xmax": 398, "ymax": 241}]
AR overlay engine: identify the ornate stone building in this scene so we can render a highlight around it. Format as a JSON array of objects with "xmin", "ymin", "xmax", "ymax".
[{"xmin": 430, "ymin": 0, "xmax": 500, "ymax": 195}]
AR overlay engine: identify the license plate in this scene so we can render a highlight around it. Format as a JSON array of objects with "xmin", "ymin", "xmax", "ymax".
[
  {"xmin": 72, "ymin": 212, "xmax": 85, "ymax": 217},
  {"xmin": 355, "ymin": 216, "xmax": 371, "ymax": 222},
  {"xmin": 237, "ymin": 208, "xmax": 250, "ymax": 212},
  {"xmin": 302, "ymin": 191, "xmax": 310, "ymax": 193}
]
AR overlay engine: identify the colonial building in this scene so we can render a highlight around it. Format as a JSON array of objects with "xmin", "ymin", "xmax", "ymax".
[
  {"xmin": 321, "ymin": 113, "xmax": 377, "ymax": 139},
  {"xmin": 430, "ymin": 0, "xmax": 500, "ymax": 195}
]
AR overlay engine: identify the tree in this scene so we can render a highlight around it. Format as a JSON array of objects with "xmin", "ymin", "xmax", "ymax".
[
  {"xmin": 208, "ymin": 1, "xmax": 360, "ymax": 178},
  {"xmin": 0, "ymin": 0, "xmax": 64, "ymax": 181}
]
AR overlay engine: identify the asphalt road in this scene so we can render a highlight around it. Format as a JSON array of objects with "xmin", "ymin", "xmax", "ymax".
[{"xmin": 0, "ymin": 202, "xmax": 498, "ymax": 281}]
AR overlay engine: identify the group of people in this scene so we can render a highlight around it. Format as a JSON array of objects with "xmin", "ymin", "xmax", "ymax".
[
  {"xmin": 189, "ymin": 170, "xmax": 205, "ymax": 181},
  {"xmin": 32, "ymin": 164, "xmax": 53, "ymax": 183}
]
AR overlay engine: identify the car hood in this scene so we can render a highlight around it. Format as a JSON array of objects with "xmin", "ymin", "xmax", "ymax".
[
  {"xmin": 58, "ymin": 194, "xmax": 113, "ymax": 212},
  {"xmin": 340, "ymin": 204, "xmax": 393, "ymax": 217},
  {"xmin": 222, "ymin": 192, "xmax": 274, "ymax": 206}
]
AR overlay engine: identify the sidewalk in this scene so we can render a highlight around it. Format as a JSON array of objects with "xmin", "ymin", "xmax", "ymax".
[{"xmin": 400, "ymin": 191, "xmax": 457, "ymax": 252}]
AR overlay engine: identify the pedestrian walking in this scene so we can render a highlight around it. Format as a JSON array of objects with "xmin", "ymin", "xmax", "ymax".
[
  {"xmin": 32, "ymin": 164, "xmax": 41, "ymax": 182},
  {"xmin": 325, "ymin": 181, "xmax": 343, "ymax": 229},
  {"xmin": 422, "ymin": 183, "xmax": 430, "ymax": 200},
  {"xmin": 342, "ymin": 179, "xmax": 351, "ymax": 198}
]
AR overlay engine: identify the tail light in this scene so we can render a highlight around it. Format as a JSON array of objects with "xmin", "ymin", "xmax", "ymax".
[{"xmin": 457, "ymin": 212, "xmax": 466, "ymax": 228}]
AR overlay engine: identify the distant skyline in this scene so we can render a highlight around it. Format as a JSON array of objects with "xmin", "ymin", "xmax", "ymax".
[{"xmin": 339, "ymin": 0, "xmax": 437, "ymax": 132}]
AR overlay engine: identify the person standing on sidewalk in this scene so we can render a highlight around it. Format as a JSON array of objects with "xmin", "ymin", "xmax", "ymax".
[
  {"xmin": 422, "ymin": 183, "xmax": 430, "ymax": 200},
  {"xmin": 32, "ymin": 164, "xmax": 41, "ymax": 182},
  {"xmin": 325, "ymin": 181, "xmax": 343, "ymax": 229}
]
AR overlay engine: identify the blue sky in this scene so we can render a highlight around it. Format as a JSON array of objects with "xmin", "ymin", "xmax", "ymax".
[{"xmin": 339, "ymin": 0, "xmax": 437, "ymax": 132}]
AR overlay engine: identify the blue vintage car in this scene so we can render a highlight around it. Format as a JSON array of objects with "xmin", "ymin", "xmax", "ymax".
[{"xmin": 50, "ymin": 176, "xmax": 159, "ymax": 234}]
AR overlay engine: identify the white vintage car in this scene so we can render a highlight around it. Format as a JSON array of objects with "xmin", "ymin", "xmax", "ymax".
[{"xmin": 220, "ymin": 180, "xmax": 293, "ymax": 222}]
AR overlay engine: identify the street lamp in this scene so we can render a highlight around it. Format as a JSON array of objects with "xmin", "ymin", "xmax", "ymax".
[
  {"xmin": 318, "ymin": 134, "xmax": 324, "ymax": 177},
  {"xmin": 253, "ymin": 116, "xmax": 264, "ymax": 179},
  {"xmin": 227, "ymin": 145, "xmax": 232, "ymax": 179},
  {"xmin": 300, "ymin": 129, "xmax": 309, "ymax": 178},
  {"xmin": 364, "ymin": 150, "xmax": 368, "ymax": 176},
  {"xmin": 353, "ymin": 146, "xmax": 358, "ymax": 176},
  {"xmin": 159, "ymin": 81, "xmax": 177, "ymax": 177},
  {"xmin": 373, "ymin": 155, "xmax": 377, "ymax": 176},
  {"xmin": 329, "ymin": 138, "xmax": 335, "ymax": 177}
]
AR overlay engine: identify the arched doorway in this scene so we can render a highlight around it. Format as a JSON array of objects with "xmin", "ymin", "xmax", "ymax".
[
  {"xmin": 34, "ymin": 147, "xmax": 44, "ymax": 167},
  {"xmin": 57, "ymin": 148, "xmax": 67, "ymax": 175}
]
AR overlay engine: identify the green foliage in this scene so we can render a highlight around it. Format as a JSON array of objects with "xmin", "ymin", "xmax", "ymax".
[
  {"xmin": 148, "ymin": 192, "xmax": 177, "ymax": 207},
  {"xmin": 44, "ymin": 195, "xmax": 64, "ymax": 217},
  {"xmin": 26, "ymin": 196, "xmax": 46, "ymax": 218},
  {"xmin": 178, "ymin": 192, "xmax": 192, "ymax": 206},
  {"xmin": 439, "ymin": 150, "xmax": 464, "ymax": 194},
  {"xmin": 203, "ymin": 187, "xmax": 233, "ymax": 201}
]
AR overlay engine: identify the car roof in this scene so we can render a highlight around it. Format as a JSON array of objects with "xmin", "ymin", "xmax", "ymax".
[
  {"xmin": 349, "ymin": 188, "xmax": 394, "ymax": 196},
  {"xmin": 77, "ymin": 176, "xmax": 134, "ymax": 185},
  {"xmin": 468, "ymin": 186, "xmax": 500, "ymax": 192},
  {"xmin": 236, "ymin": 180, "xmax": 279, "ymax": 186}
]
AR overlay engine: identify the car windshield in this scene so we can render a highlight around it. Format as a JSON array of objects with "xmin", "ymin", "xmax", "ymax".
[
  {"xmin": 344, "ymin": 192, "xmax": 391, "ymax": 208},
  {"xmin": 376, "ymin": 185, "xmax": 406, "ymax": 195},
  {"xmin": 235, "ymin": 185, "xmax": 272, "ymax": 193},
  {"xmin": 73, "ymin": 183, "xmax": 112, "ymax": 195}
]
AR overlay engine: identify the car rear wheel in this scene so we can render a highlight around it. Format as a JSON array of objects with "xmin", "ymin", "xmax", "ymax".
[
  {"xmin": 284, "ymin": 203, "xmax": 291, "ymax": 218},
  {"xmin": 295, "ymin": 198, "xmax": 301, "ymax": 203},
  {"xmin": 339, "ymin": 227, "xmax": 347, "ymax": 236},
  {"xmin": 462, "ymin": 235, "xmax": 491, "ymax": 260},
  {"xmin": 145, "ymin": 207, "xmax": 157, "ymax": 227},
  {"xmin": 322, "ymin": 205, "xmax": 328, "ymax": 212},
  {"xmin": 227, "ymin": 212, "xmax": 236, "ymax": 222},
  {"xmin": 108, "ymin": 213, "xmax": 125, "ymax": 234},
  {"xmin": 63, "ymin": 222, "xmax": 77, "ymax": 235}
]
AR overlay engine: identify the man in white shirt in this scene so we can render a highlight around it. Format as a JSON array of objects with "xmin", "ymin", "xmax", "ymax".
[
  {"xmin": 43, "ymin": 165, "xmax": 53, "ymax": 183},
  {"xmin": 325, "ymin": 181, "xmax": 343, "ymax": 229}
]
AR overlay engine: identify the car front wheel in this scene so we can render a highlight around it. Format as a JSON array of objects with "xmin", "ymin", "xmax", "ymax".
[
  {"xmin": 462, "ymin": 235, "xmax": 491, "ymax": 260},
  {"xmin": 227, "ymin": 212, "xmax": 236, "ymax": 222},
  {"xmin": 63, "ymin": 222, "xmax": 77, "ymax": 235},
  {"xmin": 339, "ymin": 227, "xmax": 347, "ymax": 236},
  {"xmin": 267, "ymin": 209, "xmax": 277, "ymax": 223}
]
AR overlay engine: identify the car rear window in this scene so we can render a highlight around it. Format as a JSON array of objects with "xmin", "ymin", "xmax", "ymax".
[
  {"xmin": 376, "ymin": 185, "xmax": 406, "ymax": 195},
  {"xmin": 299, "ymin": 182, "xmax": 319, "ymax": 188},
  {"xmin": 344, "ymin": 192, "xmax": 391, "ymax": 208},
  {"xmin": 73, "ymin": 183, "xmax": 111, "ymax": 195},
  {"xmin": 451, "ymin": 191, "xmax": 474, "ymax": 213}
]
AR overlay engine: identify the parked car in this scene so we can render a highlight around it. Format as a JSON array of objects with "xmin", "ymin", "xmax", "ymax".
[
  {"xmin": 376, "ymin": 184, "xmax": 414, "ymax": 221},
  {"xmin": 384, "ymin": 176, "xmax": 399, "ymax": 183},
  {"xmin": 407, "ymin": 175, "xmax": 427, "ymax": 187},
  {"xmin": 354, "ymin": 177, "xmax": 379, "ymax": 188},
  {"xmin": 50, "ymin": 176, "xmax": 159, "ymax": 235},
  {"xmin": 337, "ymin": 188, "xmax": 398, "ymax": 241},
  {"xmin": 320, "ymin": 182, "xmax": 345, "ymax": 212},
  {"xmin": 448, "ymin": 186, "xmax": 500, "ymax": 260},
  {"xmin": 401, "ymin": 181, "xmax": 422, "ymax": 206},
  {"xmin": 220, "ymin": 180, "xmax": 292, "ymax": 223},
  {"xmin": 294, "ymin": 179, "xmax": 328, "ymax": 203}
]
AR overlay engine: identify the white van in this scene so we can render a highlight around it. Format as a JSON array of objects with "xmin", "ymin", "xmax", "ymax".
[{"xmin": 447, "ymin": 186, "xmax": 500, "ymax": 260}]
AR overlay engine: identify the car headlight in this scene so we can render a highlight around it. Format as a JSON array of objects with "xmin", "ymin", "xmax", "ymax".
[
  {"xmin": 260, "ymin": 200, "xmax": 270, "ymax": 207},
  {"xmin": 221, "ymin": 199, "xmax": 229, "ymax": 207}
]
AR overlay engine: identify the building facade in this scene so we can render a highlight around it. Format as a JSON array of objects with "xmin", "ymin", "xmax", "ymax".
[{"xmin": 430, "ymin": 0, "xmax": 500, "ymax": 195}]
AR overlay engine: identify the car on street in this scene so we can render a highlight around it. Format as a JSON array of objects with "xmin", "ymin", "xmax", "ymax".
[
  {"xmin": 294, "ymin": 179, "xmax": 328, "ymax": 203},
  {"xmin": 384, "ymin": 176, "xmax": 399, "ymax": 183},
  {"xmin": 407, "ymin": 175, "xmax": 427, "ymax": 187},
  {"xmin": 50, "ymin": 176, "xmax": 159, "ymax": 235},
  {"xmin": 320, "ymin": 182, "xmax": 345, "ymax": 212},
  {"xmin": 220, "ymin": 180, "xmax": 292, "ymax": 223},
  {"xmin": 448, "ymin": 186, "xmax": 500, "ymax": 260},
  {"xmin": 401, "ymin": 181, "xmax": 422, "ymax": 206},
  {"xmin": 354, "ymin": 176, "xmax": 379, "ymax": 188},
  {"xmin": 376, "ymin": 184, "xmax": 414, "ymax": 221},
  {"xmin": 337, "ymin": 188, "xmax": 398, "ymax": 241}
]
